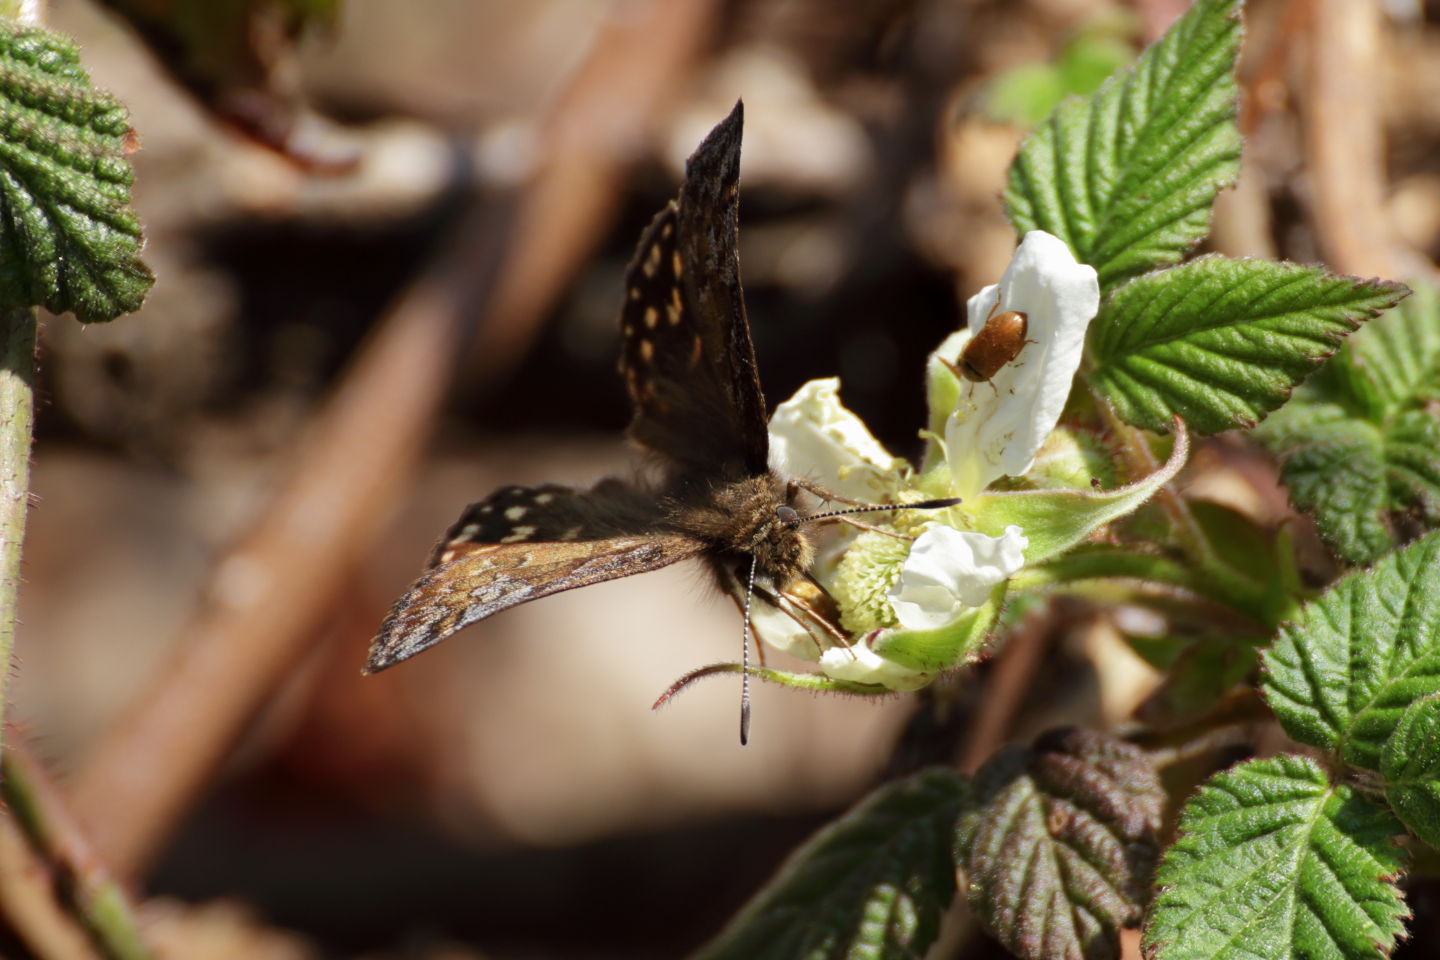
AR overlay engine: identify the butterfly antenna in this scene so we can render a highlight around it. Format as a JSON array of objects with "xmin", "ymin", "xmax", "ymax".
[
  {"xmin": 739, "ymin": 553, "xmax": 758, "ymax": 746},
  {"xmin": 787, "ymin": 497, "xmax": 961, "ymax": 525}
]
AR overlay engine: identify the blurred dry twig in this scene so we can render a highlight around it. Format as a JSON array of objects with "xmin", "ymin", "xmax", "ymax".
[
  {"xmin": 1303, "ymin": 0, "xmax": 1407, "ymax": 278},
  {"xmin": 959, "ymin": 604, "xmax": 1059, "ymax": 773},
  {"xmin": 466, "ymin": 0, "xmax": 721, "ymax": 384},
  {"xmin": 69, "ymin": 0, "xmax": 723, "ymax": 880},
  {"xmin": 69, "ymin": 251, "xmax": 470, "ymax": 877}
]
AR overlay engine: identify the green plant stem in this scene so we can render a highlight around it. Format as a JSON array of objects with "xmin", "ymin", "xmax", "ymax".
[
  {"xmin": 0, "ymin": 307, "xmax": 36, "ymax": 759},
  {"xmin": 1011, "ymin": 549, "xmax": 1268, "ymax": 633},
  {"xmin": 1097, "ymin": 399, "xmax": 1267, "ymax": 617},
  {"xmin": 3, "ymin": 733, "xmax": 154, "ymax": 960}
]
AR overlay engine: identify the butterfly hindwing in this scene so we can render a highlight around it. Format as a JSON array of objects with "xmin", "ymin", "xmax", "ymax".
[
  {"xmin": 367, "ymin": 532, "xmax": 707, "ymax": 673},
  {"xmin": 427, "ymin": 480, "xmax": 660, "ymax": 566},
  {"xmin": 619, "ymin": 101, "xmax": 768, "ymax": 481}
]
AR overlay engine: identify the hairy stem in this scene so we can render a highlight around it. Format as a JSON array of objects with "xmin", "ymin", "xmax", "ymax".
[
  {"xmin": 1097, "ymin": 399, "xmax": 1268, "ymax": 619},
  {"xmin": 3, "ymin": 735, "xmax": 154, "ymax": 959},
  {"xmin": 0, "ymin": 308, "xmax": 37, "ymax": 758}
]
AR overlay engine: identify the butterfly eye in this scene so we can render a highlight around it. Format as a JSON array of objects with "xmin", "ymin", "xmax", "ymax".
[{"xmin": 776, "ymin": 505, "xmax": 799, "ymax": 524}]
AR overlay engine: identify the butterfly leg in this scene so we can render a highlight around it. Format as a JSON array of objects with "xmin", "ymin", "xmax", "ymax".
[
  {"xmin": 742, "ymin": 575, "xmax": 850, "ymax": 654},
  {"xmin": 790, "ymin": 477, "xmax": 875, "ymax": 509},
  {"xmin": 776, "ymin": 587, "xmax": 851, "ymax": 651},
  {"xmin": 791, "ymin": 573, "xmax": 852, "ymax": 650}
]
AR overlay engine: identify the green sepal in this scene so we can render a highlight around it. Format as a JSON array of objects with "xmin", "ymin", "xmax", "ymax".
[
  {"xmin": 655, "ymin": 662, "xmax": 894, "ymax": 701},
  {"xmin": 970, "ymin": 418, "xmax": 1189, "ymax": 563},
  {"xmin": 870, "ymin": 585, "xmax": 1000, "ymax": 675},
  {"xmin": 922, "ymin": 330, "xmax": 968, "ymax": 472},
  {"xmin": 989, "ymin": 426, "xmax": 1120, "ymax": 493}
]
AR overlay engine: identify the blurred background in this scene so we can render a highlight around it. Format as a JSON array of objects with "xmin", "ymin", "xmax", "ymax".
[{"xmin": 6, "ymin": 0, "xmax": 1440, "ymax": 957}]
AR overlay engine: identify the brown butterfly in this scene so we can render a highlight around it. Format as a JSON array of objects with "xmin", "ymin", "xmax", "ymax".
[{"xmin": 365, "ymin": 102, "xmax": 952, "ymax": 741}]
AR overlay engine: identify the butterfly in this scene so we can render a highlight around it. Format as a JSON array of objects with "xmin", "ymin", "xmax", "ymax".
[{"xmin": 365, "ymin": 102, "xmax": 953, "ymax": 741}]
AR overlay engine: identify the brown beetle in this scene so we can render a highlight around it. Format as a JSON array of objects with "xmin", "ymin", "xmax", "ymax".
[{"xmin": 941, "ymin": 302, "xmax": 1033, "ymax": 392}]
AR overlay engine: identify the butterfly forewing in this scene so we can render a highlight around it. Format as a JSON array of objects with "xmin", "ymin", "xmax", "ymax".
[
  {"xmin": 620, "ymin": 101, "xmax": 768, "ymax": 480},
  {"xmin": 367, "ymin": 532, "xmax": 707, "ymax": 673}
]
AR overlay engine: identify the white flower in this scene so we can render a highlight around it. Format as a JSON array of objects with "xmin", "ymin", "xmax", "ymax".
[
  {"xmin": 941, "ymin": 231, "xmax": 1099, "ymax": 499},
  {"xmin": 734, "ymin": 231, "xmax": 1099, "ymax": 692},
  {"xmin": 768, "ymin": 377, "xmax": 910, "ymax": 502},
  {"xmin": 749, "ymin": 379, "xmax": 914, "ymax": 671},
  {"xmin": 887, "ymin": 524, "xmax": 1028, "ymax": 631},
  {"xmin": 809, "ymin": 524, "xmax": 1028, "ymax": 689},
  {"xmin": 818, "ymin": 641, "xmax": 932, "ymax": 691}
]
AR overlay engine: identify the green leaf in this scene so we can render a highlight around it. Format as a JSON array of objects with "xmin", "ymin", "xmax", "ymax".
[
  {"xmin": 1144, "ymin": 755, "xmax": 1407, "ymax": 960},
  {"xmin": 693, "ymin": 768, "xmax": 967, "ymax": 960},
  {"xmin": 1382, "ymin": 693, "xmax": 1440, "ymax": 849},
  {"xmin": 1338, "ymin": 282, "xmax": 1440, "ymax": 419},
  {"xmin": 1260, "ymin": 284, "xmax": 1440, "ymax": 564},
  {"xmin": 985, "ymin": 15, "xmax": 1137, "ymax": 128},
  {"xmin": 959, "ymin": 728, "xmax": 1164, "ymax": 960},
  {"xmin": 1262, "ymin": 532, "xmax": 1440, "ymax": 771},
  {"xmin": 1188, "ymin": 498, "xmax": 1301, "ymax": 628},
  {"xmin": 0, "ymin": 21, "xmax": 152, "ymax": 323},
  {"xmin": 1088, "ymin": 257, "xmax": 1407, "ymax": 435},
  {"xmin": 1264, "ymin": 404, "xmax": 1394, "ymax": 564},
  {"xmin": 1003, "ymin": 0, "xmax": 1241, "ymax": 289},
  {"xmin": 1135, "ymin": 636, "xmax": 1259, "ymax": 727}
]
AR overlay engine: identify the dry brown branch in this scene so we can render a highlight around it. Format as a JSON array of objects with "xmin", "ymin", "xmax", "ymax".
[
  {"xmin": 466, "ymin": 0, "xmax": 720, "ymax": 383},
  {"xmin": 959, "ymin": 604, "xmax": 1059, "ymax": 774},
  {"xmin": 69, "ymin": 0, "xmax": 723, "ymax": 882},
  {"xmin": 1302, "ymin": 0, "xmax": 1409, "ymax": 278},
  {"xmin": 69, "ymin": 264, "xmax": 466, "ymax": 877}
]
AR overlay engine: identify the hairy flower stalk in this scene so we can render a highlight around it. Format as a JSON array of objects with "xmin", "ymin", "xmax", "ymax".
[{"xmin": 712, "ymin": 230, "xmax": 1189, "ymax": 694}]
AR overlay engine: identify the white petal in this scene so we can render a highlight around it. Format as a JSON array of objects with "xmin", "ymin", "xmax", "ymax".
[
  {"xmin": 818, "ymin": 641, "xmax": 930, "ymax": 690},
  {"xmin": 745, "ymin": 593, "xmax": 823, "ymax": 662},
  {"xmin": 888, "ymin": 525, "xmax": 1028, "ymax": 631},
  {"xmin": 768, "ymin": 378, "xmax": 910, "ymax": 502},
  {"xmin": 942, "ymin": 232, "xmax": 1099, "ymax": 498}
]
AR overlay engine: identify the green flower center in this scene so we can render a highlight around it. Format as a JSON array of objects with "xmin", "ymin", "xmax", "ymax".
[{"xmin": 831, "ymin": 530, "xmax": 911, "ymax": 633}]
